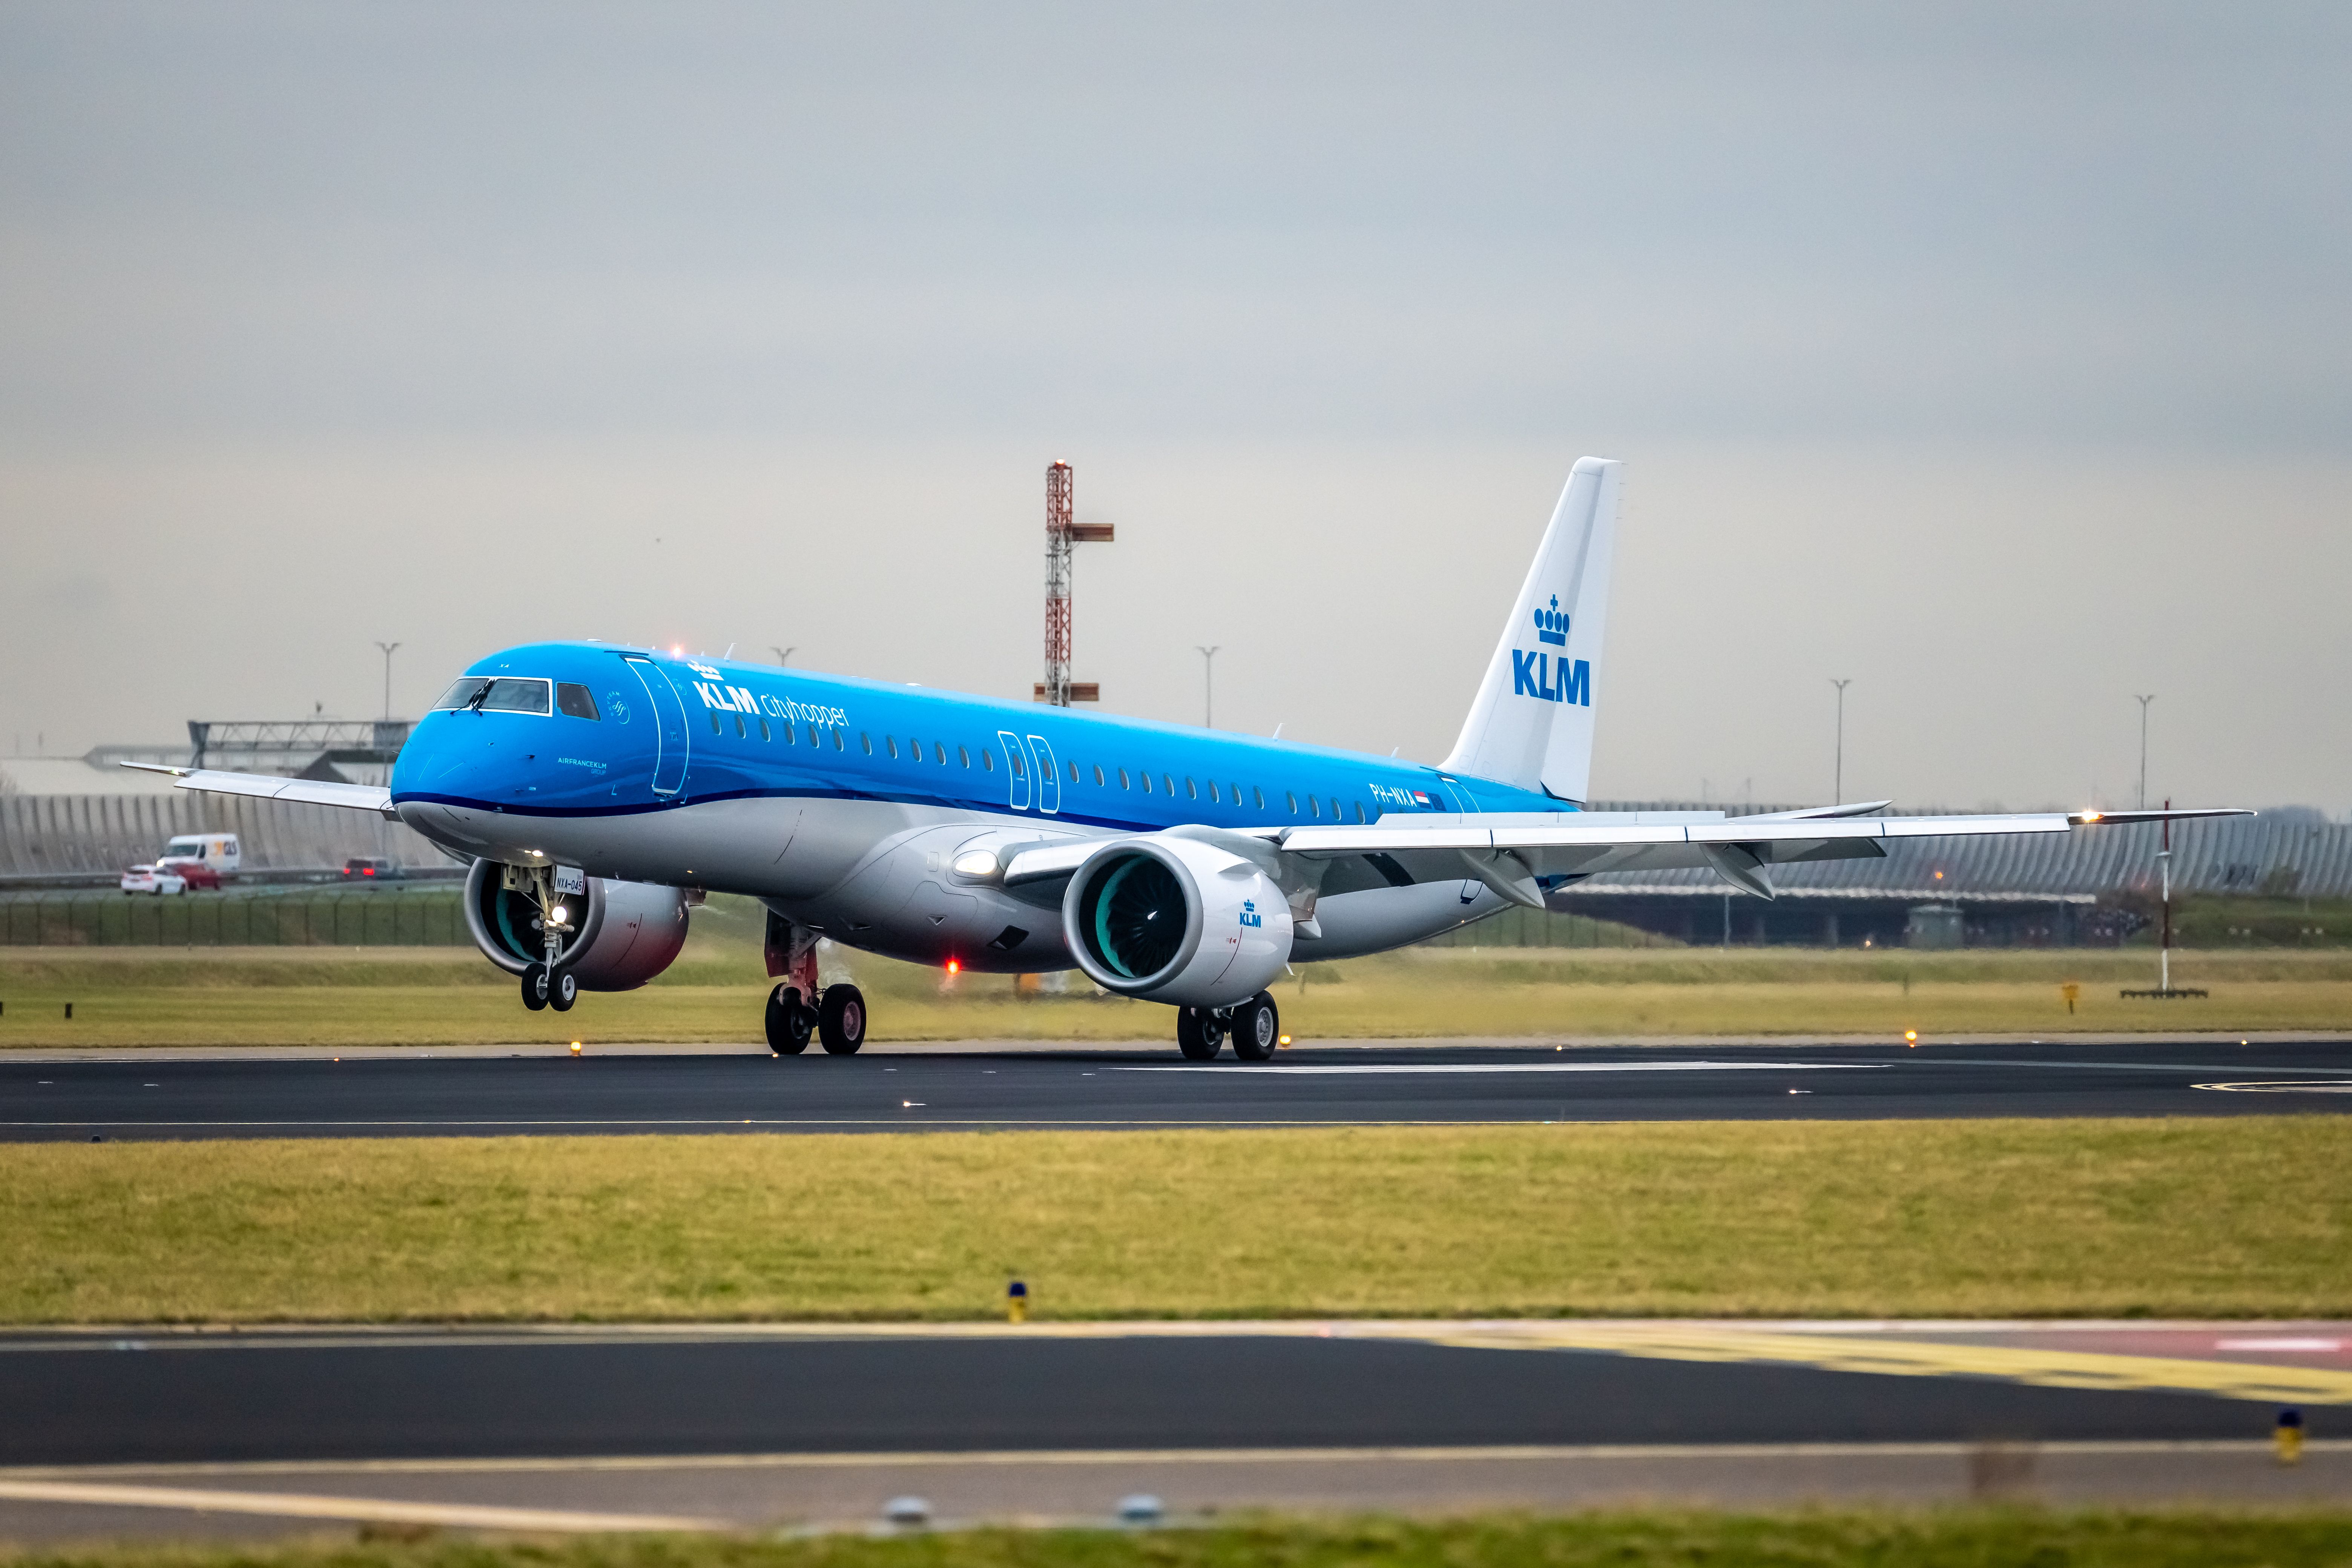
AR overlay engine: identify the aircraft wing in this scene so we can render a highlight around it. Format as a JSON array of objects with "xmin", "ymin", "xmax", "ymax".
[
  {"xmin": 120, "ymin": 762, "xmax": 398, "ymax": 819},
  {"xmin": 1267, "ymin": 806, "xmax": 2251, "ymax": 905}
]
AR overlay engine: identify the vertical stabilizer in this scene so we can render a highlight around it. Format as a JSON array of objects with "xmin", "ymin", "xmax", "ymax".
[{"xmin": 1438, "ymin": 457, "xmax": 1620, "ymax": 803}]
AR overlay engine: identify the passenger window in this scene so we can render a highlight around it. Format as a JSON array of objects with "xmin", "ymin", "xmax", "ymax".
[
  {"xmin": 1139, "ymin": 771, "xmax": 1151, "ymax": 793},
  {"xmin": 1163, "ymin": 774, "xmax": 1175, "ymax": 794},
  {"xmin": 1201, "ymin": 780, "xmax": 1215, "ymax": 803},
  {"xmin": 735, "ymin": 713, "xmax": 747, "ymax": 738},
  {"xmin": 759, "ymin": 718, "xmax": 772, "ymax": 742},
  {"xmin": 887, "ymin": 736, "xmax": 898, "ymax": 759},
  {"xmin": 1329, "ymin": 798, "xmax": 1341, "ymax": 819},
  {"xmin": 1068, "ymin": 760, "xmax": 1079, "ymax": 784},
  {"xmin": 1353, "ymin": 801, "xmax": 1365, "ymax": 822},
  {"xmin": 907, "ymin": 736, "xmax": 919, "ymax": 759},
  {"xmin": 934, "ymin": 742, "xmax": 946, "ymax": 764},
  {"xmin": 710, "ymin": 712, "xmax": 723, "ymax": 735},
  {"xmin": 1286, "ymin": 792, "xmax": 1297, "ymax": 813},
  {"xmin": 1094, "ymin": 765, "xmax": 1105, "ymax": 786},
  {"xmin": 1010, "ymin": 749, "xmax": 1025, "ymax": 777},
  {"xmin": 861, "ymin": 733, "xmax": 872, "ymax": 755},
  {"xmin": 782, "ymin": 721, "xmax": 796, "ymax": 746},
  {"xmin": 1309, "ymin": 796, "xmax": 1319, "ymax": 817},
  {"xmin": 1118, "ymin": 768, "xmax": 1130, "ymax": 789},
  {"xmin": 555, "ymin": 683, "xmax": 600, "ymax": 720},
  {"xmin": 807, "ymin": 725, "xmax": 819, "ymax": 747},
  {"xmin": 958, "ymin": 745, "xmax": 970, "ymax": 767},
  {"xmin": 1230, "ymin": 782, "xmax": 1242, "ymax": 806},
  {"xmin": 982, "ymin": 748, "xmax": 994, "ymax": 772},
  {"xmin": 832, "ymin": 729, "xmax": 844, "ymax": 751}
]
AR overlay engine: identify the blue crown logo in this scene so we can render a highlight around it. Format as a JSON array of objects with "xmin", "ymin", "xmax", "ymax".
[{"xmin": 1533, "ymin": 594, "xmax": 1570, "ymax": 646}]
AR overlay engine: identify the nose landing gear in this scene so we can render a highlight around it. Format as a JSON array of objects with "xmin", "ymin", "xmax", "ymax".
[{"xmin": 505, "ymin": 863, "xmax": 579, "ymax": 1013}]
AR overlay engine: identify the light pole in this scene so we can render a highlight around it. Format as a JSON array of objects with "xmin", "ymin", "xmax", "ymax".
[
  {"xmin": 1829, "ymin": 678, "xmax": 1852, "ymax": 803},
  {"xmin": 2134, "ymin": 694, "xmax": 2156, "ymax": 809},
  {"xmin": 374, "ymin": 642, "xmax": 401, "ymax": 720},
  {"xmin": 1195, "ymin": 646, "xmax": 1220, "ymax": 729},
  {"xmin": 771, "ymin": 646, "xmax": 795, "ymax": 667}
]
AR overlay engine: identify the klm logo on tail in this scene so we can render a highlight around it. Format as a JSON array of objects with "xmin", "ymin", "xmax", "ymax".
[{"xmin": 1514, "ymin": 597, "xmax": 1589, "ymax": 706}]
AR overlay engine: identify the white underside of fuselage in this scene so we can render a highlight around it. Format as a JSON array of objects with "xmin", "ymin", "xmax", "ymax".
[{"xmin": 398, "ymin": 793, "xmax": 1508, "ymax": 977}]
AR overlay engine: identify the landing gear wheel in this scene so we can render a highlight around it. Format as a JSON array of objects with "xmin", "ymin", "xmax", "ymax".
[
  {"xmin": 522, "ymin": 962, "xmax": 550, "ymax": 1011},
  {"xmin": 549, "ymin": 969, "xmax": 578, "ymax": 1012},
  {"xmin": 819, "ymin": 984, "xmax": 867, "ymax": 1055},
  {"xmin": 1230, "ymin": 992, "xmax": 1280, "ymax": 1061},
  {"xmin": 1176, "ymin": 1006, "xmax": 1224, "ymax": 1061},
  {"xmin": 766, "ymin": 984, "xmax": 813, "ymax": 1055}
]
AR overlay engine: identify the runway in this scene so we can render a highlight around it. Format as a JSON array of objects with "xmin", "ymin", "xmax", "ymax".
[
  {"xmin": 3, "ymin": 1037, "xmax": 2349, "ymax": 1138},
  {"xmin": 2, "ymin": 1322, "xmax": 2347, "ymax": 1536}
]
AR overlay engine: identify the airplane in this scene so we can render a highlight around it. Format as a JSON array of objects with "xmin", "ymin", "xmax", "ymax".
[{"xmin": 130, "ymin": 457, "xmax": 2245, "ymax": 1060}]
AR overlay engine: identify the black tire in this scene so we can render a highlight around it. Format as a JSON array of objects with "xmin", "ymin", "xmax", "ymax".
[
  {"xmin": 549, "ymin": 969, "xmax": 578, "ymax": 1012},
  {"xmin": 1176, "ymin": 1006, "xmax": 1222, "ymax": 1061},
  {"xmin": 521, "ymin": 962, "xmax": 549, "ymax": 1011},
  {"xmin": 1230, "ymin": 992, "xmax": 1280, "ymax": 1061},
  {"xmin": 819, "ymin": 983, "xmax": 867, "ymax": 1055},
  {"xmin": 766, "ymin": 984, "xmax": 812, "ymax": 1055}
]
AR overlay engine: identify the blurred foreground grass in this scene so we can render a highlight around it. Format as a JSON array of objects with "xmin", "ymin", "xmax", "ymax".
[
  {"xmin": 12, "ymin": 1514, "xmax": 2352, "ymax": 1568},
  {"xmin": 2, "ymin": 1118, "xmax": 2345, "ymax": 1322},
  {"xmin": 3, "ymin": 934, "xmax": 2350, "ymax": 1046}
]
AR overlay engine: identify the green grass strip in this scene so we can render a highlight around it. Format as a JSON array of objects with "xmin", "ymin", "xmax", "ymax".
[
  {"xmin": 12, "ymin": 1511, "xmax": 2352, "ymax": 1568},
  {"xmin": 3, "ymin": 1118, "xmax": 2347, "ymax": 1323}
]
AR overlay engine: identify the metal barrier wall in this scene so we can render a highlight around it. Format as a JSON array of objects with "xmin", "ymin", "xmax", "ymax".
[
  {"xmin": 0, "ymin": 793, "xmax": 448, "ymax": 878},
  {"xmin": 0, "ymin": 887, "xmax": 468, "ymax": 946}
]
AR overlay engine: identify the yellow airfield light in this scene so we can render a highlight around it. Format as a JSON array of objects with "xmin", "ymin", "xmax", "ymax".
[
  {"xmin": 1905, "ymin": 1030, "xmax": 1919, "ymax": 1046},
  {"xmin": 569, "ymin": 1041, "xmax": 583, "ymax": 1056}
]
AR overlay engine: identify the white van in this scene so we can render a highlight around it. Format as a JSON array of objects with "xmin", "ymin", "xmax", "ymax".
[{"xmin": 159, "ymin": 833, "xmax": 241, "ymax": 874}]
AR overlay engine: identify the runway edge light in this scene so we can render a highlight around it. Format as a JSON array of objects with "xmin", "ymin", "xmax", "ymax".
[
  {"xmin": 1007, "ymin": 1280, "xmax": 1028, "ymax": 1324},
  {"xmin": 2277, "ymin": 1408, "xmax": 2305, "ymax": 1465}
]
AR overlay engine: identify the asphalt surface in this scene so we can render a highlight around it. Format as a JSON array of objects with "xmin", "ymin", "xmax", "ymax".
[
  {"xmin": 0, "ymin": 1329, "xmax": 2324, "ymax": 1470},
  {"xmin": 3, "ymin": 1038, "xmax": 2349, "ymax": 1138}
]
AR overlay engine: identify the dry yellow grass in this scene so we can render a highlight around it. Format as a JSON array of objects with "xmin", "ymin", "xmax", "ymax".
[
  {"xmin": 2, "ymin": 1118, "xmax": 2345, "ymax": 1323},
  {"xmin": 3, "ymin": 945, "xmax": 2349, "ymax": 1047}
]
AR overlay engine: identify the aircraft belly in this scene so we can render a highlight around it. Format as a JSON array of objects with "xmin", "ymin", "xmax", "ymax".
[{"xmin": 1292, "ymin": 881, "xmax": 1502, "ymax": 962}]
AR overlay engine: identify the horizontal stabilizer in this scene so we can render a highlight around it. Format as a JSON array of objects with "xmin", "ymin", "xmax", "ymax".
[{"xmin": 120, "ymin": 762, "xmax": 396, "ymax": 819}]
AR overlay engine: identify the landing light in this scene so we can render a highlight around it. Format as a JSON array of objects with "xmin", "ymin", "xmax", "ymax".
[
  {"xmin": 946, "ymin": 959, "xmax": 960, "ymax": 975},
  {"xmin": 2080, "ymin": 809, "xmax": 2103, "ymax": 822},
  {"xmin": 952, "ymin": 850, "xmax": 999, "ymax": 878}
]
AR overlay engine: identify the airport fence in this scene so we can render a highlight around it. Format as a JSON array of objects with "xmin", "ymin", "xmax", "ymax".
[
  {"xmin": 1419, "ymin": 907, "xmax": 1675, "ymax": 949},
  {"xmin": 0, "ymin": 885, "xmax": 468, "ymax": 947}
]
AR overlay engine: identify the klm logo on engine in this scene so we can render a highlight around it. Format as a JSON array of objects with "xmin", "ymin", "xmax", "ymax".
[
  {"xmin": 1514, "ymin": 595, "xmax": 1589, "ymax": 706},
  {"xmin": 1239, "ymin": 899, "xmax": 1263, "ymax": 930}
]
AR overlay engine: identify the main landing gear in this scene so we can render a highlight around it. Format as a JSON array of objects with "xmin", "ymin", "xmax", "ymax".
[
  {"xmin": 763, "ymin": 912, "xmax": 865, "ymax": 1056},
  {"xmin": 765, "ymin": 982, "xmax": 867, "ymax": 1055},
  {"xmin": 1177, "ymin": 991, "xmax": 1280, "ymax": 1062}
]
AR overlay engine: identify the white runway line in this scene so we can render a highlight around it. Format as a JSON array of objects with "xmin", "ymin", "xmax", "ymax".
[
  {"xmin": 1116, "ymin": 1061, "xmax": 1883, "ymax": 1076},
  {"xmin": 2194, "ymin": 1081, "xmax": 2352, "ymax": 1094},
  {"xmin": 0, "ymin": 1477, "xmax": 721, "ymax": 1532}
]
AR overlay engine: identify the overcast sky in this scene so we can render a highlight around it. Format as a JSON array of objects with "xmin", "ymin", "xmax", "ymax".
[{"xmin": 4, "ymin": 1, "xmax": 2347, "ymax": 812}]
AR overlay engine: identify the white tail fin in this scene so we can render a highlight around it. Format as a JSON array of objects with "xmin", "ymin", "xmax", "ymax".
[{"xmin": 1439, "ymin": 456, "xmax": 1621, "ymax": 803}]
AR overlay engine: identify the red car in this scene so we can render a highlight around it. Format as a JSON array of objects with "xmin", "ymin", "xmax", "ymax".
[{"xmin": 159, "ymin": 859, "xmax": 222, "ymax": 890}]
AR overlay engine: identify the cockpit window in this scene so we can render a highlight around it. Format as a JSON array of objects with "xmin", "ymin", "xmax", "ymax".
[
  {"xmin": 433, "ymin": 676, "xmax": 552, "ymax": 713},
  {"xmin": 555, "ymin": 683, "xmax": 600, "ymax": 720}
]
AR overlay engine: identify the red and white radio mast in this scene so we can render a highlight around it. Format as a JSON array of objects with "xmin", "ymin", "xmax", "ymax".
[{"xmin": 1036, "ymin": 460, "xmax": 1113, "ymax": 705}]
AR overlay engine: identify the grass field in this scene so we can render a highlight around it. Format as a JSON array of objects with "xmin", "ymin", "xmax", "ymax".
[
  {"xmin": 4, "ymin": 944, "xmax": 2350, "ymax": 1048},
  {"xmin": 3, "ymin": 1118, "xmax": 2345, "ymax": 1323},
  {"xmin": 11, "ymin": 1511, "xmax": 2352, "ymax": 1568}
]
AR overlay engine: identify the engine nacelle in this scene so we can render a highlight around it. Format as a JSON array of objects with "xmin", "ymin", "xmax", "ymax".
[
  {"xmin": 462, "ymin": 859, "xmax": 690, "ymax": 992},
  {"xmin": 1060, "ymin": 835, "xmax": 1293, "ymax": 1008}
]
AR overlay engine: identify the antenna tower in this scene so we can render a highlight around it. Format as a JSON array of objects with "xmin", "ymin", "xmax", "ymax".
[{"xmin": 1036, "ymin": 460, "xmax": 1112, "ymax": 704}]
